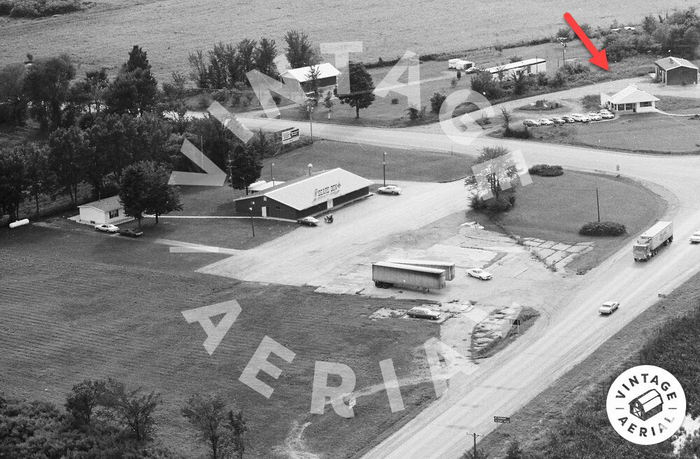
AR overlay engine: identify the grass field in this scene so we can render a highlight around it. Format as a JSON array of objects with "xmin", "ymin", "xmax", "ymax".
[
  {"xmin": 467, "ymin": 171, "xmax": 667, "ymax": 273},
  {"xmin": 0, "ymin": 224, "xmax": 440, "ymax": 458},
  {"xmin": 0, "ymin": 0, "xmax": 691, "ymax": 82},
  {"xmin": 528, "ymin": 113, "xmax": 700, "ymax": 153},
  {"xmin": 478, "ymin": 270, "xmax": 700, "ymax": 458}
]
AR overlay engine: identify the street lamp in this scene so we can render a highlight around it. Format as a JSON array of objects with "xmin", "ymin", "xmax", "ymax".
[
  {"xmin": 249, "ymin": 205, "xmax": 255, "ymax": 237},
  {"xmin": 557, "ymin": 37, "xmax": 567, "ymax": 67},
  {"xmin": 382, "ymin": 152, "xmax": 387, "ymax": 187},
  {"xmin": 308, "ymin": 163, "xmax": 313, "ymax": 176},
  {"xmin": 270, "ymin": 162, "xmax": 275, "ymax": 186},
  {"xmin": 307, "ymin": 102, "xmax": 315, "ymax": 144}
]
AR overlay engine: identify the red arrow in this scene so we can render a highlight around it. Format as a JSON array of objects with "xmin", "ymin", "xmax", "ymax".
[{"xmin": 563, "ymin": 12, "xmax": 609, "ymax": 71}]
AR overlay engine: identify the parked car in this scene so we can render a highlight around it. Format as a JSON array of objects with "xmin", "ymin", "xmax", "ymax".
[
  {"xmin": 587, "ymin": 112, "xmax": 602, "ymax": 121},
  {"xmin": 561, "ymin": 115, "xmax": 576, "ymax": 123},
  {"xmin": 118, "ymin": 228, "xmax": 144, "ymax": 238},
  {"xmin": 538, "ymin": 118, "xmax": 554, "ymax": 126},
  {"xmin": 297, "ymin": 216, "xmax": 319, "ymax": 226},
  {"xmin": 406, "ymin": 306, "xmax": 441, "ymax": 320},
  {"xmin": 95, "ymin": 224, "xmax": 119, "ymax": 233},
  {"xmin": 466, "ymin": 268, "xmax": 493, "ymax": 280},
  {"xmin": 523, "ymin": 119, "xmax": 540, "ymax": 127},
  {"xmin": 599, "ymin": 301, "xmax": 620, "ymax": 315},
  {"xmin": 599, "ymin": 110, "xmax": 615, "ymax": 119},
  {"xmin": 377, "ymin": 185, "xmax": 402, "ymax": 195},
  {"xmin": 571, "ymin": 113, "xmax": 590, "ymax": 122},
  {"xmin": 689, "ymin": 231, "xmax": 700, "ymax": 243},
  {"xmin": 551, "ymin": 117, "xmax": 566, "ymax": 125}
]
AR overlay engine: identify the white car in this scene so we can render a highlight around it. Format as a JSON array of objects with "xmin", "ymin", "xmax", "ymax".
[
  {"xmin": 466, "ymin": 268, "xmax": 493, "ymax": 280},
  {"xmin": 599, "ymin": 111, "xmax": 615, "ymax": 120},
  {"xmin": 587, "ymin": 112, "xmax": 602, "ymax": 121},
  {"xmin": 523, "ymin": 119, "xmax": 540, "ymax": 127},
  {"xmin": 551, "ymin": 117, "xmax": 566, "ymax": 125},
  {"xmin": 571, "ymin": 113, "xmax": 590, "ymax": 122},
  {"xmin": 95, "ymin": 224, "xmax": 119, "ymax": 233},
  {"xmin": 407, "ymin": 306, "xmax": 441, "ymax": 320},
  {"xmin": 538, "ymin": 118, "xmax": 554, "ymax": 126},
  {"xmin": 599, "ymin": 301, "xmax": 620, "ymax": 315},
  {"xmin": 377, "ymin": 185, "xmax": 402, "ymax": 195},
  {"xmin": 689, "ymin": 231, "xmax": 700, "ymax": 243},
  {"xmin": 297, "ymin": 216, "xmax": 319, "ymax": 227}
]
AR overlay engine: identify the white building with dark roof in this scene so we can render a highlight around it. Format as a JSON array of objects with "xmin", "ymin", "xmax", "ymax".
[{"xmin": 77, "ymin": 196, "xmax": 131, "ymax": 225}]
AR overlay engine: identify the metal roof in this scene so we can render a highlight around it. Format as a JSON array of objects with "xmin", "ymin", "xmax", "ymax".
[
  {"xmin": 486, "ymin": 58, "xmax": 546, "ymax": 74},
  {"xmin": 281, "ymin": 63, "xmax": 341, "ymax": 83},
  {"xmin": 607, "ymin": 85, "xmax": 659, "ymax": 104},
  {"xmin": 237, "ymin": 168, "xmax": 372, "ymax": 211},
  {"xmin": 78, "ymin": 195, "xmax": 122, "ymax": 212},
  {"xmin": 655, "ymin": 56, "xmax": 699, "ymax": 71}
]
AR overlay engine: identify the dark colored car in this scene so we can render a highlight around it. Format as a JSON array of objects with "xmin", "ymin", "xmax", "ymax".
[{"xmin": 118, "ymin": 228, "xmax": 144, "ymax": 238}]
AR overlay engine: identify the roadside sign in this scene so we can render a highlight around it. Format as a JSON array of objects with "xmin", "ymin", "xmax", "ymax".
[
  {"xmin": 281, "ymin": 127, "xmax": 300, "ymax": 144},
  {"xmin": 493, "ymin": 416, "xmax": 510, "ymax": 423}
]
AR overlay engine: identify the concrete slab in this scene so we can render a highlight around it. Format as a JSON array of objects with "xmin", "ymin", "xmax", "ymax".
[
  {"xmin": 533, "ymin": 248, "xmax": 555, "ymax": 259},
  {"xmin": 551, "ymin": 243, "xmax": 573, "ymax": 251},
  {"xmin": 539, "ymin": 241, "xmax": 556, "ymax": 249},
  {"xmin": 545, "ymin": 251, "xmax": 569, "ymax": 264}
]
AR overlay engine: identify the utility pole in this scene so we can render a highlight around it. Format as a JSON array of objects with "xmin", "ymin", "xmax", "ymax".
[
  {"xmin": 249, "ymin": 206, "xmax": 255, "ymax": 237},
  {"xmin": 596, "ymin": 187, "xmax": 601, "ymax": 222},
  {"xmin": 382, "ymin": 151, "xmax": 387, "ymax": 187},
  {"xmin": 307, "ymin": 103, "xmax": 314, "ymax": 143},
  {"xmin": 467, "ymin": 432, "xmax": 481, "ymax": 458},
  {"xmin": 270, "ymin": 162, "xmax": 275, "ymax": 186}
]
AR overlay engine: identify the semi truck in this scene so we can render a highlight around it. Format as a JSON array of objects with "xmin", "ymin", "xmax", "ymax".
[
  {"xmin": 633, "ymin": 221, "xmax": 673, "ymax": 262},
  {"xmin": 371, "ymin": 262, "xmax": 446, "ymax": 292},
  {"xmin": 387, "ymin": 259, "xmax": 456, "ymax": 281}
]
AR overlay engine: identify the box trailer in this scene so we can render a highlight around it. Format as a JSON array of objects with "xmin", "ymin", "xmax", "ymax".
[
  {"xmin": 633, "ymin": 221, "xmax": 673, "ymax": 261},
  {"xmin": 448, "ymin": 58, "xmax": 475, "ymax": 71},
  {"xmin": 371, "ymin": 262, "xmax": 446, "ymax": 292},
  {"xmin": 387, "ymin": 259, "xmax": 456, "ymax": 281}
]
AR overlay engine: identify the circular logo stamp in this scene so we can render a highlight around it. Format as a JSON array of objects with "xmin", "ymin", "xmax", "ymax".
[{"xmin": 606, "ymin": 365, "xmax": 686, "ymax": 445}]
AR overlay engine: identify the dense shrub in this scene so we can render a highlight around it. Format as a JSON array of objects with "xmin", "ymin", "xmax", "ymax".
[
  {"xmin": 5, "ymin": 0, "xmax": 82, "ymax": 17},
  {"xmin": 0, "ymin": 0, "xmax": 12, "ymax": 14},
  {"xmin": 504, "ymin": 126, "xmax": 530, "ymax": 139},
  {"xmin": 528, "ymin": 164, "xmax": 563, "ymax": 176},
  {"xmin": 471, "ymin": 195, "xmax": 514, "ymax": 213},
  {"xmin": 579, "ymin": 221, "xmax": 626, "ymax": 236},
  {"xmin": 429, "ymin": 92, "xmax": 446, "ymax": 114}
]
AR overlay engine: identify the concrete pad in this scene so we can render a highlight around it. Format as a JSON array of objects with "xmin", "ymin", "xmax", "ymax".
[
  {"xmin": 545, "ymin": 251, "xmax": 569, "ymax": 264},
  {"xmin": 539, "ymin": 241, "xmax": 556, "ymax": 249},
  {"xmin": 522, "ymin": 240, "xmax": 542, "ymax": 247},
  {"xmin": 566, "ymin": 244, "xmax": 589, "ymax": 253},
  {"xmin": 533, "ymin": 248, "xmax": 555, "ymax": 259},
  {"xmin": 551, "ymin": 243, "xmax": 573, "ymax": 251}
]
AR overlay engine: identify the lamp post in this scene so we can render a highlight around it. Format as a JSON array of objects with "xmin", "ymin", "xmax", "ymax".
[
  {"xmin": 382, "ymin": 152, "xmax": 387, "ymax": 187},
  {"xmin": 308, "ymin": 163, "xmax": 313, "ymax": 176},
  {"xmin": 558, "ymin": 37, "xmax": 567, "ymax": 67},
  {"xmin": 270, "ymin": 162, "xmax": 275, "ymax": 186},
  {"xmin": 307, "ymin": 102, "xmax": 314, "ymax": 144},
  {"xmin": 249, "ymin": 205, "xmax": 255, "ymax": 237}
]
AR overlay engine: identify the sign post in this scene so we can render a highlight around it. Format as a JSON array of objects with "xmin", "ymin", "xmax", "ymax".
[
  {"xmin": 493, "ymin": 416, "xmax": 511, "ymax": 424},
  {"xmin": 281, "ymin": 127, "xmax": 300, "ymax": 145}
]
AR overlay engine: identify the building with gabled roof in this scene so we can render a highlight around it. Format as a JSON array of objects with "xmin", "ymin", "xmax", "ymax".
[
  {"xmin": 234, "ymin": 168, "xmax": 372, "ymax": 219},
  {"xmin": 77, "ymin": 196, "xmax": 131, "ymax": 225},
  {"xmin": 601, "ymin": 85, "xmax": 659, "ymax": 113},
  {"xmin": 281, "ymin": 63, "xmax": 341, "ymax": 93},
  {"xmin": 655, "ymin": 56, "xmax": 698, "ymax": 85}
]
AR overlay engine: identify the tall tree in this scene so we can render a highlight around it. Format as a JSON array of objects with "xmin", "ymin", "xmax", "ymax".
[
  {"xmin": 254, "ymin": 38, "xmax": 278, "ymax": 78},
  {"xmin": 23, "ymin": 54, "xmax": 75, "ymax": 131},
  {"xmin": 188, "ymin": 50, "xmax": 209, "ymax": 89},
  {"xmin": 48, "ymin": 126, "xmax": 90, "ymax": 204},
  {"xmin": 21, "ymin": 143, "xmax": 56, "ymax": 215},
  {"xmin": 224, "ymin": 410, "xmax": 247, "ymax": 459},
  {"xmin": 230, "ymin": 144, "xmax": 262, "ymax": 195},
  {"xmin": 101, "ymin": 378, "xmax": 161, "ymax": 442},
  {"xmin": 182, "ymin": 394, "xmax": 229, "ymax": 459},
  {"xmin": 65, "ymin": 379, "xmax": 108, "ymax": 428},
  {"xmin": 236, "ymin": 38, "xmax": 258, "ymax": 77},
  {"xmin": 0, "ymin": 63, "xmax": 28, "ymax": 125},
  {"xmin": 119, "ymin": 161, "xmax": 182, "ymax": 226},
  {"xmin": 337, "ymin": 62, "xmax": 376, "ymax": 119},
  {"xmin": 465, "ymin": 146, "xmax": 519, "ymax": 202},
  {"xmin": 105, "ymin": 46, "xmax": 158, "ymax": 115},
  {"xmin": 87, "ymin": 113, "xmax": 139, "ymax": 182},
  {"xmin": 0, "ymin": 148, "xmax": 27, "ymax": 221},
  {"xmin": 284, "ymin": 30, "xmax": 318, "ymax": 68},
  {"xmin": 123, "ymin": 45, "xmax": 151, "ymax": 73}
]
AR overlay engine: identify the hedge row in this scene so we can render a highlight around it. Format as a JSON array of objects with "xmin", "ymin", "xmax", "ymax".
[
  {"xmin": 0, "ymin": 0, "xmax": 82, "ymax": 17},
  {"xmin": 528, "ymin": 164, "xmax": 564, "ymax": 177},
  {"xmin": 579, "ymin": 221, "xmax": 626, "ymax": 236}
]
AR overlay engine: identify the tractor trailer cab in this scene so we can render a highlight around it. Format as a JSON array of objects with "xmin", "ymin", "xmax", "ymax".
[{"xmin": 633, "ymin": 221, "xmax": 673, "ymax": 261}]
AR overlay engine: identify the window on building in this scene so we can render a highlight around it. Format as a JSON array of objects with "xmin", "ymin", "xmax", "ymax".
[
  {"xmin": 640, "ymin": 101, "xmax": 652, "ymax": 107},
  {"xmin": 625, "ymin": 103, "xmax": 635, "ymax": 111},
  {"xmin": 108, "ymin": 209, "xmax": 119, "ymax": 219}
]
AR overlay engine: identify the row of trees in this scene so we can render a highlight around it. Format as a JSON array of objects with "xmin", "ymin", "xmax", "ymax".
[
  {"xmin": 188, "ymin": 30, "xmax": 318, "ymax": 89},
  {"xmin": 1, "ymin": 381, "xmax": 247, "ymax": 458}
]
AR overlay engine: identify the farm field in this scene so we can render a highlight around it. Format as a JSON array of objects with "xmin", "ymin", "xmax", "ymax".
[
  {"xmin": 528, "ymin": 113, "xmax": 700, "ymax": 153},
  {"xmin": 0, "ymin": 0, "xmax": 696, "ymax": 81},
  {"xmin": 0, "ymin": 224, "xmax": 439, "ymax": 458},
  {"xmin": 467, "ymin": 171, "xmax": 667, "ymax": 273}
]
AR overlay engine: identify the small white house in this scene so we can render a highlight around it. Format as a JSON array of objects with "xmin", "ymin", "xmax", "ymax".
[
  {"xmin": 601, "ymin": 85, "xmax": 659, "ymax": 113},
  {"xmin": 281, "ymin": 63, "xmax": 341, "ymax": 93},
  {"xmin": 486, "ymin": 58, "xmax": 546, "ymax": 80},
  {"xmin": 77, "ymin": 196, "xmax": 130, "ymax": 225}
]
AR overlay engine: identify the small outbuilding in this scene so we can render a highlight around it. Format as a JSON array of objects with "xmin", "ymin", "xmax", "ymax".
[
  {"xmin": 77, "ymin": 196, "xmax": 129, "ymax": 225},
  {"xmin": 281, "ymin": 63, "xmax": 341, "ymax": 93},
  {"xmin": 654, "ymin": 56, "xmax": 698, "ymax": 85},
  {"xmin": 485, "ymin": 58, "xmax": 546, "ymax": 80},
  {"xmin": 601, "ymin": 85, "xmax": 659, "ymax": 113},
  {"xmin": 234, "ymin": 168, "xmax": 372, "ymax": 219}
]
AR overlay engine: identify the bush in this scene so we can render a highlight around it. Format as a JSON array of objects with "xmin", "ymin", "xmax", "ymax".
[
  {"xmin": 528, "ymin": 164, "xmax": 563, "ymax": 176},
  {"xmin": 504, "ymin": 126, "xmax": 530, "ymax": 139},
  {"xmin": 429, "ymin": 92, "xmax": 446, "ymax": 114},
  {"xmin": 6, "ymin": 0, "xmax": 81, "ymax": 17},
  {"xmin": 10, "ymin": 0, "xmax": 40, "ymax": 17},
  {"xmin": 470, "ymin": 195, "xmax": 514, "ymax": 213},
  {"xmin": 579, "ymin": 221, "xmax": 626, "ymax": 236},
  {"xmin": 0, "ymin": 0, "xmax": 13, "ymax": 14}
]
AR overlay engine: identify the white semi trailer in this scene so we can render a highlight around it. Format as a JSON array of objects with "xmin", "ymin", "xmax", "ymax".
[
  {"xmin": 633, "ymin": 221, "xmax": 673, "ymax": 262},
  {"xmin": 387, "ymin": 259, "xmax": 456, "ymax": 281},
  {"xmin": 371, "ymin": 262, "xmax": 446, "ymax": 292}
]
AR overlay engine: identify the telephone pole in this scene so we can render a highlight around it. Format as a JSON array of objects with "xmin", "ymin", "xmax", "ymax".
[
  {"xmin": 596, "ymin": 187, "xmax": 601, "ymax": 222},
  {"xmin": 467, "ymin": 432, "xmax": 481, "ymax": 457}
]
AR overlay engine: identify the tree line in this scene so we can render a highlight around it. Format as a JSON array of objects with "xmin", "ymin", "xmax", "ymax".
[{"xmin": 0, "ymin": 380, "xmax": 248, "ymax": 458}]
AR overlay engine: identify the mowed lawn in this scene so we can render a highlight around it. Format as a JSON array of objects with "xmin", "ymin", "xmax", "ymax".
[
  {"xmin": 0, "ymin": 225, "xmax": 439, "ymax": 458},
  {"xmin": 529, "ymin": 113, "xmax": 700, "ymax": 153},
  {"xmin": 468, "ymin": 171, "xmax": 667, "ymax": 272}
]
